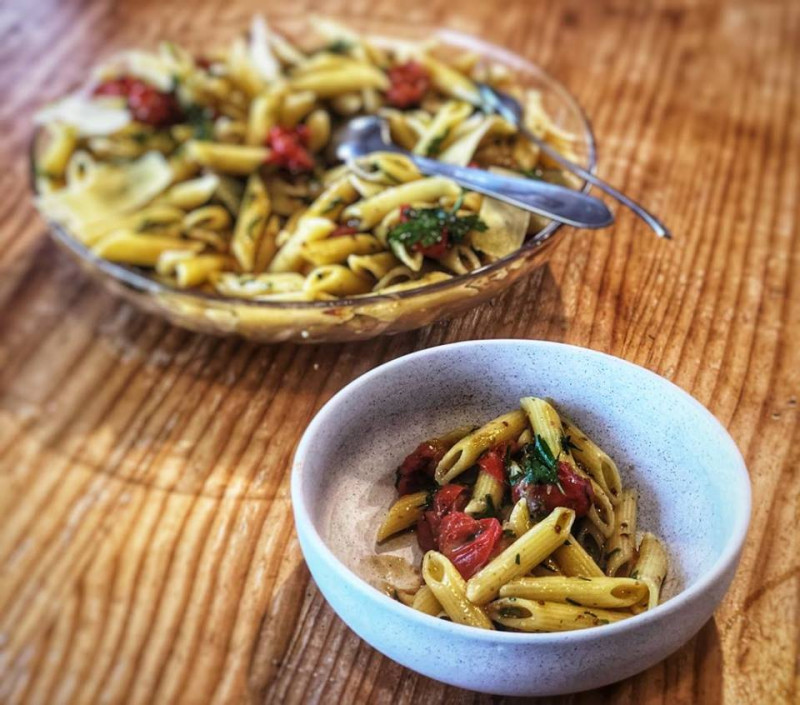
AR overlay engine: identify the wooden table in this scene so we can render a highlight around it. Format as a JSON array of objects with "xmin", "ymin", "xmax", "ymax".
[{"xmin": 1, "ymin": 0, "xmax": 797, "ymax": 702}]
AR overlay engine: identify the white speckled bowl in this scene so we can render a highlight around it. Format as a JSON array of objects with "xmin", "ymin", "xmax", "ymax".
[{"xmin": 291, "ymin": 340, "xmax": 751, "ymax": 696}]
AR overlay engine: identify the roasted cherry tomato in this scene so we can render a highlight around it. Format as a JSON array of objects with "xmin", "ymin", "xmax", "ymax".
[
  {"xmin": 395, "ymin": 439, "xmax": 449, "ymax": 496},
  {"xmin": 512, "ymin": 461, "xmax": 594, "ymax": 517},
  {"xmin": 416, "ymin": 484, "xmax": 469, "ymax": 552},
  {"xmin": 265, "ymin": 125, "xmax": 315, "ymax": 173},
  {"xmin": 94, "ymin": 76, "xmax": 182, "ymax": 127},
  {"xmin": 438, "ymin": 512, "xmax": 502, "ymax": 579},
  {"xmin": 385, "ymin": 61, "xmax": 431, "ymax": 108},
  {"xmin": 477, "ymin": 442, "xmax": 511, "ymax": 484}
]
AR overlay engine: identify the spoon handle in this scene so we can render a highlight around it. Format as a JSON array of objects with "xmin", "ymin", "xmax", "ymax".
[
  {"xmin": 518, "ymin": 130, "xmax": 671, "ymax": 238},
  {"xmin": 409, "ymin": 155, "xmax": 614, "ymax": 229}
]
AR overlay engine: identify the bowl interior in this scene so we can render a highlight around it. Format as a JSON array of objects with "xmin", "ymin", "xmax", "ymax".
[{"xmin": 298, "ymin": 341, "xmax": 749, "ymax": 604}]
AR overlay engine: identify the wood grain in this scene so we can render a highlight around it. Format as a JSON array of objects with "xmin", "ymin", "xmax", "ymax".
[{"xmin": 1, "ymin": 0, "xmax": 798, "ymax": 702}]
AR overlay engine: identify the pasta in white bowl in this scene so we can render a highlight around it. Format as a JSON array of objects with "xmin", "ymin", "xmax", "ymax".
[
  {"xmin": 376, "ymin": 397, "xmax": 668, "ymax": 631},
  {"xmin": 30, "ymin": 16, "xmax": 597, "ymax": 342},
  {"xmin": 291, "ymin": 340, "xmax": 751, "ymax": 694}
]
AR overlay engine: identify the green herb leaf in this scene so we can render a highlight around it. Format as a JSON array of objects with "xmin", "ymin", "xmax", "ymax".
[
  {"xmin": 184, "ymin": 103, "xmax": 215, "ymax": 141},
  {"xmin": 426, "ymin": 128, "xmax": 450, "ymax": 156},
  {"xmin": 521, "ymin": 166, "xmax": 544, "ymax": 180},
  {"xmin": 326, "ymin": 39, "xmax": 353, "ymax": 54},
  {"xmin": 514, "ymin": 553, "xmax": 521, "ymax": 565},
  {"xmin": 515, "ymin": 435, "xmax": 559, "ymax": 486},
  {"xmin": 386, "ymin": 206, "xmax": 487, "ymax": 254}
]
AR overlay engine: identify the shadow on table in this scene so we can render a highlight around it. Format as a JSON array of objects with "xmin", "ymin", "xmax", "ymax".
[{"xmin": 1, "ymin": 240, "xmax": 565, "ymax": 498}]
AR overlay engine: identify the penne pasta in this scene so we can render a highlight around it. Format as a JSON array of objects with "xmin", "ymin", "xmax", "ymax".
[
  {"xmin": 560, "ymin": 415, "xmax": 623, "ymax": 503},
  {"xmin": 289, "ymin": 65, "xmax": 389, "ymax": 96},
  {"xmin": 303, "ymin": 264, "xmax": 372, "ymax": 298},
  {"xmin": 498, "ymin": 576, "xmax": 648, "ymax": 609},
  {"xmin": 174, "ymin": 253, "xmax": 234, "ymax": 287},
  {"xmin": 422, "ymin": 552, "xmax": 493, "ymax": 629},
  {"xmin": 186, "ymin": 140, "xmax": 268, "ymax": 174},
  {"xmin": 92, "ymin": 230, "xmax": 202, "ymax": 265},
  {"xmin": 410, "ymin": 585, "xmax": 443, "ymax": 617},
  {"xmin": 436, "ymin": 409, "xmax": 527, "ymax": 484},
  {"xmin": 466, "ymin": 507, "xmax": 575, "ymax": 605},
  {"xmin": 487, "ymin": 597, "xmax": 630, "ymax": 632},
  {"xmin": 505, "ymin": 497, "xmax": 532, "ymax": 538},
  {"xmin": 231, "ymin": 172, "xmax": 271, "ymax": 271},
  {"xmin": 376, "ymin": 491, "xmax": 428, "ymax": 542},
  {"xmin": 631, "ymin": 532, "xmax": 668, "ymax": 611},
  {"xmin": 464, "ymin": 470, "xmax": 504, "ymax": 517},
  {"xmin": 605, "ymin": 488, "xmax": 637, "ymax": 576},
  {"xmin": 162, "ymin": 174, "xmax": 220, "ymax": 210},
  {"xmin": 301, "ymin": 234, "xmax": 383, "ymax": 266},
  {"xmin": 342, "ymin": 177, "xmax": 461, "ymax": 230},
  {"xmin": 553, "ymin": 537, "xmax": 605, "ymax": 578}
]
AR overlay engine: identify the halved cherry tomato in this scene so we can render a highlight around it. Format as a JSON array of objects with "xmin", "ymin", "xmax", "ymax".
[
  {"xmin": 438, "ymin": 512, "xmax": 502, "ymax": 579},
  {"xmin": 416, "ymin": 484, "xmax": 469, "ymax": 552},
  {"xmin": 512, "ymin": 461, "xmax": 594, "ymax": 517},
  {"xmin": 93, "ymin": 76, "xmax": 182, "ymax": 127},
  {"xmin": 385, "ymin": 61, "xmax": 431, "ymax": 108},
  {"xmin": 397, "ymin": 204, "xmax": 450, "ymax": 259},
  {"xmin": 395, "ymin": 439, "xmax": 449, "ymax": 496},
  {"xmin": 477, "ymin": 442, "xmax": 511, "ymax": 484},
  {"xmin": 265, "ymin": 125, "xmax": 314, "ymax": 173}
]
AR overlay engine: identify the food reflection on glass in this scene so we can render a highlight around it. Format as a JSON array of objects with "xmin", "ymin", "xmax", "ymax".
[
  {"xmin": 376, "ymin": 397, "xmax": 669, "ymax": 631},
  {"xmin": 33, "ymin": 15, "xmax": 583, "ymax": 302}
]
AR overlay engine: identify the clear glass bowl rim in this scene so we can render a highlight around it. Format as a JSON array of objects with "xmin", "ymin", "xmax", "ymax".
[{"xmin": 30, "ymin": 23, "xmax": 598, "ymax": 311}]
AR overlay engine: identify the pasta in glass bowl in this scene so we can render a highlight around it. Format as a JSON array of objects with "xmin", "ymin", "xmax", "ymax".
[{"xmin": 31, "ymin": 15, "xmax": 596, "ymax": 342}]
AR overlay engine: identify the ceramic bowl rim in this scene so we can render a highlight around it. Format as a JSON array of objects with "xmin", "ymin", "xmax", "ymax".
[{"xmin": 291, "ymin": 339, "xmax": 751, "ymax": 644}]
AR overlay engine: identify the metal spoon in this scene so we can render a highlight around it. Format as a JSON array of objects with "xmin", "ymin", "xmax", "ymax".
[
  {"xmin": 477, "ymin": 84, "xmax": 671, "ymax": 239},
  {"xmin": 332, "ymin": 116, "xmax": 614, "ymax": 230}
]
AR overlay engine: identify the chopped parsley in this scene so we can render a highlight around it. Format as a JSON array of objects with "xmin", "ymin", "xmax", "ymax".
[
  {"xmin": 326, "ymin": 39, "xmax": 353, "ymax": 54},
  {"xmin": 184, "ymin": 103, "xmax": 215, "ymax": 141},
  {"xmin": 512, "ymin": 435, "xmax": 561, "ymax": 487},
  {"xmin": 425, "ymin": 129, "xmax": 450, "ymax": 156},
  {"xmin": 386, "ymin": 203, "xmax": 487, "ymax": 254},
  {"xmin": 514, "ymin": 553, "xmax": 521, "ymax": 565},
  {"xmin": 520, "ymin": 167, "xmax": 545, "ymax": 180},
  {"xmin": 128, "ymin": 131, "xmax": 150, "ymax": 145}
]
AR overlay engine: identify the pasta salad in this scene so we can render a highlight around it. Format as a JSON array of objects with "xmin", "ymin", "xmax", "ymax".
[
  {"xmin": 33, "ymin": 16, "xmax": 580, "ymax": 302},
  {"xmin": 376, "ymin": 397, "xmax": 669, "ymax": 631}
]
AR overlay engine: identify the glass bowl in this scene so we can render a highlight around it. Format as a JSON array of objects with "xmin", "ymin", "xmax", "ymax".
[{"xmin": 31, "ymin": 17, "xmax": 597, "ymax": 343}]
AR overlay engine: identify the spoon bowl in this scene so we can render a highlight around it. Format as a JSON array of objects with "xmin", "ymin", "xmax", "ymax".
[{"xmin": 331, "ymin": 116, "xmax": 614, "ymax": 229}]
